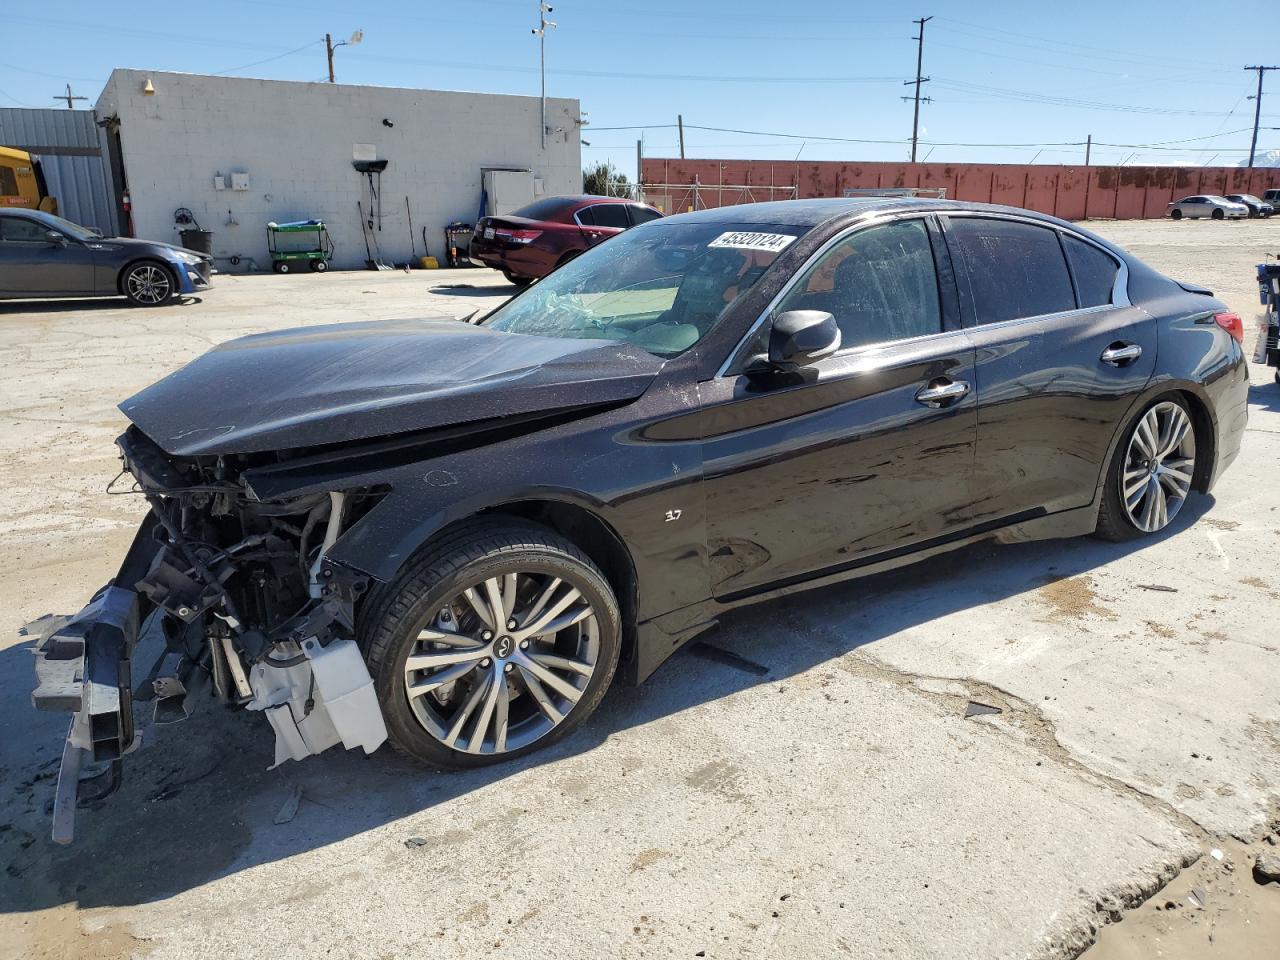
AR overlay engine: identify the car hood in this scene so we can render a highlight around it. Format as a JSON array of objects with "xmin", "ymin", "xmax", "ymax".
[
  {"xmin": 89, "ymin": 236, "xmax": 204, "ymax": 258},
  {"xmin": 120, "ymin": 318, "xmax": 664, "ymax": 456}
]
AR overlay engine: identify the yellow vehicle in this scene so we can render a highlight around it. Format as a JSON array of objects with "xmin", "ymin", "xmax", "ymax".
[{"xmin": 0, "ymin": 146, "xmax": 58, "ymax": 214}]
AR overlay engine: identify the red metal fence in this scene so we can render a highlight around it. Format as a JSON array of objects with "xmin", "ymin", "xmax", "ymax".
[{"xmin": 640, "ymin": 158, "xmax": 1280, "ymax": 220}]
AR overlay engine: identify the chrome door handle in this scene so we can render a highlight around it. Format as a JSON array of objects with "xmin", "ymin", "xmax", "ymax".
[
  {"xmin": 915, "ymin": 379, "xmax": 970, "ymax": 407},
  {"xmin": 1101, "ymin": 343, "xmax": 1142, "ymax": 365}
]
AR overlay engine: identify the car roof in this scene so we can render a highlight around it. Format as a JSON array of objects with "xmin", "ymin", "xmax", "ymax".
[
  {"xmin": 656, "ymin": 196, "xmax": 1078, "ymax": 230},
  {"xmin": 556, "ymin": 195, "xmax": 639, "ymax": 206}
]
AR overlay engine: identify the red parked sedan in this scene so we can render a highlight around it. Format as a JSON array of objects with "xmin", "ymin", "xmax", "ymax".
[{"xmin": 470, "ymin": 195, "xmax": 663, "ymax": 285}]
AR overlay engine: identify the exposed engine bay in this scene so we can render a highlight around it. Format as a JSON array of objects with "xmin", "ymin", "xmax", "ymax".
[{"xmin": 25, "ymin": 426, "xmax": 389, "ymax": 843}]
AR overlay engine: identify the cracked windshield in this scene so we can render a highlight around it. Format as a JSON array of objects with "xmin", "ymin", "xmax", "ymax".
[{"xmin": 483, "ymin": 222, "xmax": 803, "ymax": 356}]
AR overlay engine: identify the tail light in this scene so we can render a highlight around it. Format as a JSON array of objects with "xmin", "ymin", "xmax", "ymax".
[
  {"xmin": 495, "ymin": 228, "xmax": 542, "ymax": 244},
  {"xmin": 1214, "ymin": 312, "xmax": 1244, "ymax": 343}
]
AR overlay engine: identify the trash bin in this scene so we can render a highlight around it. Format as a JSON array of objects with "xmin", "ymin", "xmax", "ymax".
[{"xmin": 179, "ymin": 228, "xmax": 213, "ymax": 255}]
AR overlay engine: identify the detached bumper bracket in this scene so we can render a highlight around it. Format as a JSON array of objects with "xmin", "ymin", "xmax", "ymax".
[{"xmin": 24, "ymin": 584, "xmax": 143, "ymax": 844}]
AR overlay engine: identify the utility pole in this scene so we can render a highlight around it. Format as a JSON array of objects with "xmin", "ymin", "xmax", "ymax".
[
  {"xmin": 678, "ymin": 114, "xmax": 685, "ymax": 160},
  {"xmin": 636, "ymin": 138, "xmax": 643, "ymax": 194},
  {"xmin": 324, "ymin": 30, "xmax": 363, "ymax": 83},
  {"xmin": 533, "ymin": 3, "xmax": 558, "ymax": 150},
  {"xmin": 1085, "ymin": 134, "xmax": 1092, "ymax": 167},
  {"xmin": 1245, "ymin": 66, "xmax": 1278, "ymax": 168},
  {"xmin": 53, "ymin": 84, "xmax": 87, "ymax": 109},
  {"xmin": 903, "ymin": 16, "xmax": 933, "ymax": 163}
]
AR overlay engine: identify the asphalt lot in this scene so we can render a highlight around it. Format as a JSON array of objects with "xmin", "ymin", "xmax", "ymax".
[{"xmin": 1, "ymin": 219, "xmax": 1278, "ymax": 960}]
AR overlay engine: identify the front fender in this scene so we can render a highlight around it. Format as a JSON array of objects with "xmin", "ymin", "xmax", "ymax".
[{"xmin": 326, "ymin": 482, "xmax": 616, "ymax": 583}]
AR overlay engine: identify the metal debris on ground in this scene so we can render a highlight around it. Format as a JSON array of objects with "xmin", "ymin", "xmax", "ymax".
[
  {"xmin": 404, "ymin": 837, "xmax": 429, "ymax": 849},
  {"xmin": 1188, "ymin": 886, "xmax": 1208, "ymax": 908},
  {"xmin": 273, "ymin": 784, "xmax": 303, "ymax": 825},
  {"xmin": 1136, "ymin": 583, "xmax": 1179, "ymax": 592},
  {"xmin": 964, "ymin": 701, "xmax": 1003, "ymax": 718}
]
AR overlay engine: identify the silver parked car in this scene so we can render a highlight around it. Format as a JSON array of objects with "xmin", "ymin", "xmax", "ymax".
[{"xmin": 1167, "ymin": 195, "xmax": 1249, "ymax": 220}]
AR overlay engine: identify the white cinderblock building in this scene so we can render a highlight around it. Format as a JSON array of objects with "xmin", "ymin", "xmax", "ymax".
[{"xmin": 95, "ymin": 69, "xmax": 582, "ymax": 270}]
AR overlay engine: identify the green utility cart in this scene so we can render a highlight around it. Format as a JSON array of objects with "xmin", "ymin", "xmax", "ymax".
[{"xmin": 266, "ymin": 220, "xmax": 334, "ymax": 273}]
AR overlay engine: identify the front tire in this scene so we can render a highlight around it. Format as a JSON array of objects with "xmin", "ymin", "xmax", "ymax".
[
  {"xmin": 1212, "ymin": 208, "xmax": 1225, "ymax": 220},
  {"xmin": 1095, "ymin": 397, "xmax": 1197, "ymax": 541},
  {"xmin": 122, "ymin": 261, "xmax": 175, "ymax": 306},
  {"xmin": 1170, "ymin": 209, "xmax": 1183, "ymax": 220},
  {"xmin": 361, "ymin": 521, "xmax": 621, "ymax": 768}
]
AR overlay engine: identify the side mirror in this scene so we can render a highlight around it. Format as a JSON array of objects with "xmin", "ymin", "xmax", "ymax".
[
  {"xmin": 767, "ymin": 310, "xmax": 841, "ymax": 370},
  {"xmin": 45, "ymin": 231, "xmax": 68, "ymax": 246}
]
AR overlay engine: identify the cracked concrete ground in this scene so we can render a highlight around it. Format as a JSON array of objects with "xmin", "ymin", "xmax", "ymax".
[{"xmin": 1, "ymin": 219, "xmax": 1278, "ymax": 959}]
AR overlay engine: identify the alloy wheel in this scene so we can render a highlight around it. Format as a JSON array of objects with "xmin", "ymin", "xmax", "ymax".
[
  {"xmin": 126, "ymin": 264, "xmax": 171, "ymax": 304},
  {"xmin": 1121, "ymin": 401, "xmax": 1195, "ymax": 533},
  {"xmin": 403, "ymin": 571, "xmax": 601, "ymax": 755}
]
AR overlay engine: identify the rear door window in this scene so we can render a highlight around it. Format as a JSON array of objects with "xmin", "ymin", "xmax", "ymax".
[
  {"xmin": 1063, "ymin": 235, "xmax": 1120, "ymax": 308},
  {"xmin": 587, "ymin": 204, "xmax": 630, "ymax": 229},
  {"xmin": 949, "ymin": 217, "xmax": 1076, "ymax": 324}
]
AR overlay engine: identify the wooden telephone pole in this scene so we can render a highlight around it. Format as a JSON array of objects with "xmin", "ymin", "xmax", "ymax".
[
  {"xmin": 1245, "ymin": 65, "xmax": 1278, "ymax": 168},
  {"xmin": 904, "ymin": 17, "xmax": 933, "ymax": 163},
  {"xmin": 53, "ymin": 84, "xmax": 87, "ymax": 109}
]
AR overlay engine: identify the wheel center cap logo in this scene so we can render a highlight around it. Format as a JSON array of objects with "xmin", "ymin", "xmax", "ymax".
[{"xmin": 494, "ymin": 636, "xmax": 513, "ymax": 659}]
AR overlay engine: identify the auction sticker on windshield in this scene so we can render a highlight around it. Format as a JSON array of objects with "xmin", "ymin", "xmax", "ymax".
[{"xmin": 707, "ymin": 231, "xmax": 797, "ymax": 253}]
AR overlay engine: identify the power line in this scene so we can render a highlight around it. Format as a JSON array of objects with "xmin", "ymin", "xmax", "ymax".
[
  {"xmin": 212, "ymin": 40, "xmax": 324, "ymax": 77},
  {"xmin": 0, "ymin": 85, "xmax": 38, "ymax": 107},
  {"xmin": 931, "ymin": 78, "xmax": 1278, "ymax": 118},
  {"xmin": 934, "ymin": 17, "xmax": 1238, "ymax": 73}
]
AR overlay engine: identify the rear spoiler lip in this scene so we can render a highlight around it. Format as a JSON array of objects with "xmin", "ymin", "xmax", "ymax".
[{"xmin": 1175, "ymin": 279, "xmax": 1214, "ymax": 297}]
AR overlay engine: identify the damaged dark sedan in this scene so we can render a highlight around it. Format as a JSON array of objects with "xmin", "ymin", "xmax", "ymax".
[{"xmin": 25, "ymin": 198, "xmax": 1249, "ymax": 841}]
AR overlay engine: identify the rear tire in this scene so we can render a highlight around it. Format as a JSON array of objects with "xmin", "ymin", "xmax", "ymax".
[
  {"xmin": 361, "ymin": 520, "xmax": 621, "ymax": 769},
  {"xmin": 274, "ymin": 261, "xmax": 291, "ymax": 274},
  {"xmin": 310, "ymin": 259, "xmax": 328, "ymax": 273},
  {"xmin": 502, "ymin": 269, "xmax": 533, "ymax": 287},
  {"xmin": 1095, "ymin": 396, "xmax": 1198, "ymax": 541}
]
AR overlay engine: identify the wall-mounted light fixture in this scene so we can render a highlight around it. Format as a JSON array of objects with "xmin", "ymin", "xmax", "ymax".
[{"xmin": 142, "ymin": 77, "xmax": 156, "ymax": 96}]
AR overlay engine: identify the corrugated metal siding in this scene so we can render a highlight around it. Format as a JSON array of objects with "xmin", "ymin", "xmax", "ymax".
[
  {"xmin": 641, "ymin": 158, "xmax": 1280, "ymax": 221},
  {"xmin": 0, "ymin": 108, "xmax": 118, "ymax": 235}
]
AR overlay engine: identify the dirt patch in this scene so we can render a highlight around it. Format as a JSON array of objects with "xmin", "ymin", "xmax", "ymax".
[
  {"xmin": 1144, "ymin": 620, "xmax": 1177, "ymax": 640},
  {"xmin": 684, "ymin": 760, "xmax": 749, "ymax": 801},
  {"xmin": 631, "ymin": 848, "xmax": 671, "ymax": 872},
  {"xmin": 1202, "ymin": 518, "xmax": 1240, "ymax": 531},
  {"xmin": 1036, "ymin": 575, "xmax": 1117, "ymax": 622},
  {"xmin": 3, "ymin": 904, "xmax": 154, "ymax": 960},
  {"xmin": 1241, "ymin": 576, "xmax": 1279, "ymax": 601},
  {"xmin": 1087, "ymin": 837, "xmax": 1280, "ymax": 959}
]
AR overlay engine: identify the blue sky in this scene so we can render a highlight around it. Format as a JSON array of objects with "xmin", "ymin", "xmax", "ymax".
[{"xmin": 4, "ymin": 0, "xmax": 1275, "ymax": 175}]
